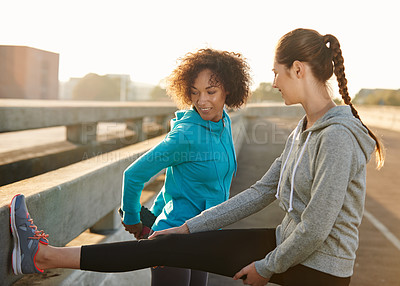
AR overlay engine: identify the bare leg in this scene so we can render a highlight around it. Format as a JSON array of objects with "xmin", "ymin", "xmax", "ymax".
[{"xmin": 35, "ymin": 244, "xmax": 81, "ymax": 270}]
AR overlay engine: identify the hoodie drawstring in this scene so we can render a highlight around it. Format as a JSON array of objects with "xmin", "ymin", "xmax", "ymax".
[
  {"xmin": 275, "ymin": 121, "xmax": 302, "ymax": 199},
  {"xmin": 288, "ymin": 132, "xmax": 312, "ymax": 212},
  {"xmin": 275, "ymin": 121, "xmax": 312, "ymax": 212}
]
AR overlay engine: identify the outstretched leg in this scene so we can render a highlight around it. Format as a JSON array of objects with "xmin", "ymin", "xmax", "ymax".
[
  {"xmin": 10, "ymin": 194, "xmax": 276, "ymax": 278},
  {"xmin": 80, "ymin": 228, "xmax": 276, "ymax": 277},
  {"xmin": 36, "ymin": 245, "xmax": 81, "ymax": 270}
]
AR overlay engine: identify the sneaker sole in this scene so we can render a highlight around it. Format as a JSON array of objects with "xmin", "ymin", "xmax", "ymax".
[{"xmin": 10, "ymin": 195, "xmax": 22, "ymax": 275}]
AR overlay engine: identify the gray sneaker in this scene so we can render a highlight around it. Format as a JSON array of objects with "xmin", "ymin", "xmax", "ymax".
[{"xmin": 9, "ymin": 194, "xmax": 49, "ymax": 275}]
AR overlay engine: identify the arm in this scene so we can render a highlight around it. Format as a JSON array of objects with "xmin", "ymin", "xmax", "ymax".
[
  {"xmin": 254, "ymin": 128, "xmax": 356, "ymax": 278},
  {"xmin": 149, "ymin": 154, "xmax": 283, "ymax": 239},
  {"xmin": 185, "ymin": 154, "xmax": 282, "ymax": 233},
  {"xmin": 121, "ymin": 127, "xmax": 189, "ymax": 225}
]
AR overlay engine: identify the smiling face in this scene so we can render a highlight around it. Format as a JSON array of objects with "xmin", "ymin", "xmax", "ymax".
[{"xmin": 190, "ymin": 69, "xmax": 227, "ymax": 122}]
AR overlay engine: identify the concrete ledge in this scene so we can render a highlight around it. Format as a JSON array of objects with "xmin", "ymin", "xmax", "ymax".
[
  {"xmin": 0, "ymin": 134, "xmax": 134, "ymax": 187},
  {"xmin": 0, "ymin": 99, "xmax": 177, "ymax": 132},
  {"xmin": 245, "ymin": 104, "xmax": 400, "ymax": 133},
  {"xmin": 0, "ymin": 123, "xmax": 165, "ymax": 187}
]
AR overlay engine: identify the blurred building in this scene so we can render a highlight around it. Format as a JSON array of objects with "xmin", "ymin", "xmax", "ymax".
[
  {"xmin": 59, "ymin": 77, "xmax": 81, "ymax": 100},
  {"xmin": 130, "ymin": 81, "xmax": 155, "ymax": 101},
  {"xmin": 0, "ymin": 45, "xmax": 59, "ymax": 99},
  {"xmin": 106, "ymin": 74, "xmax": 134, "ymax": 101}
]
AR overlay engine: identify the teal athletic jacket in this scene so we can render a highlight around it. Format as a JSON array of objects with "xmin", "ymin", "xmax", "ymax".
[{"xmin": 121, "ymin": 108, "xmax": 237, "ymax": 231}]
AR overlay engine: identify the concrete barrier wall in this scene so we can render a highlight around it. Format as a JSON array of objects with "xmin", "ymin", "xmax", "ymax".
[
  {"xmin": 245, "ymin": 104, "xmax": 400, "ymax": 132},
  {"xmin": 0, "ymin": 100, "xmax": 178, "ymax": 186},
  {"xmin": 357, "ymin": 105, "xmax": 400, "ymax": 132},
  {"xmin": 0, "ymin": 99, "xmax": 177, "ymax": 132}
]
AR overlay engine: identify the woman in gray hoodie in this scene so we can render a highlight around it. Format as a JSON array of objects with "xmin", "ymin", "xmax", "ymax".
[{"xmin": 9, "ymin": 29, "xmax": 385, "ymax": 286}]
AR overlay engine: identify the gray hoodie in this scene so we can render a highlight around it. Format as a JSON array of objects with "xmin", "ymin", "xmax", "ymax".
[{"xmin": 186, "ymin": 105, "xmax": 376, "ymax": 278}]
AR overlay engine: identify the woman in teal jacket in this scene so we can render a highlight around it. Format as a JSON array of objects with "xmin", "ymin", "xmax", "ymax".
[
  {"xmin": 119, "ymin": 48, "xmax": 251, "ymax": 285},
  {"xmin": 122, "ymin": 108, "xmax": 236, "ymax": 231}
]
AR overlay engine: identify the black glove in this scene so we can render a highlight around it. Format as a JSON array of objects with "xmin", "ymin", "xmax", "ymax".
[{"xmin": 118, "ymin": 206, "xmax": 157, "ymax": 228}]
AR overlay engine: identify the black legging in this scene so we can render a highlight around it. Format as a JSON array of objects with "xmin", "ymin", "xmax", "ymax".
[{"xmin": 80, "ymin": 228, "xmax": 351, "ymax": 286}]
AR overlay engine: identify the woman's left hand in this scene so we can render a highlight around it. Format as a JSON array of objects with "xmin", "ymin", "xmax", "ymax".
[
  {"xmin": 233, "ymin": 262, "xmax": 269, "ymax": 286},
  {"xmin": 148, "ymin": 223, "xmax": 190, "ymax": 239}
]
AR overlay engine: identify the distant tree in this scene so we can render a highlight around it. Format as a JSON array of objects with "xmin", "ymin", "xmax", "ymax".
[
  {"xmin": 149, "ymin": 85, "xmax": 170, "ymax": 101},
  {"xmin": 250, "ymin": 82, "xmax": 283, "ymax": 102},
  {"xmin": 72, "ymin": 73, "xmax": 120, "ymax": 101},
  {"xmin": 383, "ymin": 90, "xmax": 400, "ymax": 105},
  {"xmin": 354, "ymin": 88, "xmax": 400, "ymax": 106}
]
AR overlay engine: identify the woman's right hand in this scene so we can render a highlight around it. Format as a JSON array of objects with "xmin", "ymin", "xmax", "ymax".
[
  {"xmin": 148, "ymin": 223, "xmax": 190, "ymax": 239},
  {"xmin": 121, "ymin": 221, "xmax": 143, "ymax": 239}
]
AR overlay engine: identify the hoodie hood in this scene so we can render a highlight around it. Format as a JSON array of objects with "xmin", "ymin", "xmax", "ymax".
[
  {"xmin": 276, "ymin": 105, "xmax": 376, "ymax": 212},
  {"xmin": 306, "ymin": 105, "xmax": 376, "ymax": 162},
  {"xmin": 170, "ymin": 108, "xmax": 228, "ymax": 134},
  {"xmin": 171, "ymin": 107, "xmax": 237, "ymax": 175}
]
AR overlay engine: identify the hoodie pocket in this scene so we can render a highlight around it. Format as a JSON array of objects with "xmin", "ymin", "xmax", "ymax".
[{"xmin": 281, "ymin": 215, "xmax": 297, "ymax": 241}]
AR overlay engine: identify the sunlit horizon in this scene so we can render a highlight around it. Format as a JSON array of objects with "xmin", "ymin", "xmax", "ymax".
[{"xmin": 2, "ymin": 0, "xmax": 399, "ymax": 98}]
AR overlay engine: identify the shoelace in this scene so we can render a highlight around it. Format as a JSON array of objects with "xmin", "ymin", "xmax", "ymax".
[{"xmin": 28, "ymin": 218, "xmax": 49, "ymax": 242}]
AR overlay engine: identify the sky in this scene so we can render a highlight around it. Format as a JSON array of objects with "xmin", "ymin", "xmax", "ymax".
[{"xmin": 1, "ymin": 0, "xmax": 399, "ymax": 98}]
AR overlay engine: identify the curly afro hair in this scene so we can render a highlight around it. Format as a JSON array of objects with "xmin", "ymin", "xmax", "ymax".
[{"xmin": 166, "ymin": 48, "xmax": 252, "ymax": 109}]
